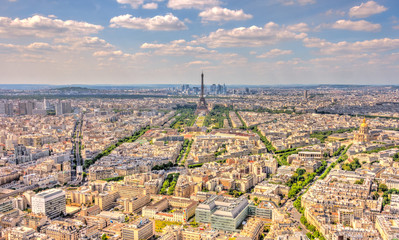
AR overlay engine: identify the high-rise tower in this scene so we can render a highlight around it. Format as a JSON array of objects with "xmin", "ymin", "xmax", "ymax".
[
  {"xmin": 43, "ymin": 97, "xmax": 47, "ymax": 110},
  {"xmin": 196, "ymin": 72, "xmax": 209, "ymax": 115}
]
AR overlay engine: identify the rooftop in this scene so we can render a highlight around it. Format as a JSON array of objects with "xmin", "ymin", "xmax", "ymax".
[{"xmin": 35, "ymin": 189, "xmax": 64, "ymax": 198}]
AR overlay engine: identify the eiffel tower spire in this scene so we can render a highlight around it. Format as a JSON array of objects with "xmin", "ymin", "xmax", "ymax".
[{"xmin": 196, "ymin": 71, "xmax": 209, "ymax": 115}]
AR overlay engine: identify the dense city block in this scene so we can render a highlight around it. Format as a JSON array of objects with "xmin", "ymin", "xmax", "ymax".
[{"xmin": 0, "ymin": 84, "xmax": 399, "ymax": 240}]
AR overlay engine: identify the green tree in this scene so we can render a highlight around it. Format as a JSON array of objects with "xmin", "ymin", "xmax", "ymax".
[
  {"xmin": 101, "ymin": 234, "xmax": 109, "ymax": 240},
  {"xmin": 379, "ymin": 183, "xmax": 388, "ymax": 192},
  {"xmin": 373, "ymin": 191, "xmax": 380, "ymax": 200},
  {"xmin": 296, "ymin": 168, "xmax": 306, "ymax": 176},
  {"xmin": 190, "ymin": 221, "xmax": 199, "ymax": 227},
  {"xmin": 354, "ymin": 179, "xmax": 364, "ymax": 185}
]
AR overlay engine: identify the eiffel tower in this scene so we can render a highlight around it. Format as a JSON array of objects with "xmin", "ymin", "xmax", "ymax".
[{"xmin": 195, "ymin": 72, "xmax": 209, "ymax": 115}]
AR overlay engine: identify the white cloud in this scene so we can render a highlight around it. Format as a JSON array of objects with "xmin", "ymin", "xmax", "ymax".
[
  {"xmin": 142, "ymin": 3, "xmax": 158, "ymax": 9},
  {"xmin": 55, "ymin": 37, "xmax": 114, "ymax": 51},
  {"xmin": 349, "ymin": 1, "xmax": 387, "ymax": 18},
  {"xmin": 167, "ymin": 0, "xmax": 220, "ymax": 10},
  {"xmin": 325, "ymin": 9, "xmax": 345, "ymax": 17},
  {"xmin": 0, "ymin": 39, "xmax": 102, "ymax": 56},
  {"xmin": 286, "ymin": 23, "xmax": 310, "ymax": 32},
  {"xmin": 303, "ymin": 37, "xmax": 399, "ymax": 55},
  {"xmin": 140, "ymin": 39, "xmax": 247, "ymax": 65},
  {"xmin": 140, "ymin": 43, "xmax": 165, "ymax": 49},
  {"xmin": 116, "ymin": 0, "xmax": 144, "ymax": 9},
  {"xmin": 185, "ymin": 60, "xmax": 211, "ymax": 66},
  {"xmin": 93, "ymin": 50, "xmax": 130, "ymax": 58},
  {"xmin": 0, "ymin": 15, "xmax": 103, "ymax": 38},
  {"xmin": 331, "ymin": 19, "xmax": 381, "ymax": 32},
  {"xmin": 140, "ymin": 40, "xmax": 211, "ymax": 55},
  {"xmin": 25, "ymin": 42, "xmax": 54, "ymax": 51},
  {"xmin": 199, "ymin": 7, "xmax": 252, "ymax": 22},
  {"xmin": 0, "ymin": 43, "xmax": 17, "ymax": 52},
  {"xmin": 0, "ymin": 35, "xmax": 144, "ymax": 66},
  {"xmin": 308, "ymin": 54, "xmax": 372, "ymax": 65},
  {"xmin": 0, "ymin": 42, "xmax": 58, "ymax": 54},
  {"xmin": 394, "ymin": 25, "xmax": 399, "ymax": 30},
  {"xmin": 257, "ymin": 49, "xmax": 292, "ymax": 58},
  {"xmin": 110, "ymin": 13, "xmax": 187, "ymax": 31},
  {"xmin": 279, "ymin": 0, "xmax": 316, "ymax": 6},
  {"xmin": 275, "ymin": 58, "xmax": 301, "ymax": 65},
  {"xmin": 196, "ymin": 22, "xmax": 307, "ymax": 48}
]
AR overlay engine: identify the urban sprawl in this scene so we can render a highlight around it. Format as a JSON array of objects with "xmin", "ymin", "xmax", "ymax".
[{"xmin": 0, "ymin": 81, "xmax": 399, "ymax": 240}]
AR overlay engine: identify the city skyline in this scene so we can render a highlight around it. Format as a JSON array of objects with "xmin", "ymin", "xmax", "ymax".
[
  {"xmin": 1, "ymin": 0, "xmax": 399, "ymax": 85},
  {"xmin": 0, "ymin": 81, "xmax": 399, "ymax": 239}
]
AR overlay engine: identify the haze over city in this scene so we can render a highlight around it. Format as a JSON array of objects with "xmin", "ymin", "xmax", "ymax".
[{"xmin": 1, "ymin": 0, "xmax": 399, "ymax": 85}]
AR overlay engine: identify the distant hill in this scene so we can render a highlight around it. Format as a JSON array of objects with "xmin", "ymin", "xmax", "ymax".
[{"xmin": 53, "ymin": 86, "xmax": 95, "ymax": 92}]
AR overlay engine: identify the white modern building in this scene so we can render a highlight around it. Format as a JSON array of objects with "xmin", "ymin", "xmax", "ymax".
[{"xmin": 32, "ymin": 189, "xmax": 66, "ymax": 219}]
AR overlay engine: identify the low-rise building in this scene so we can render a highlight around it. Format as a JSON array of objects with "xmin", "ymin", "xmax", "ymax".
[
  {"xmin": 196, "ymin": 195, "xmax": 249, "ymax": 232},
  {"xmin": 94, "ymin": 191, "xmax": 119, "ymax": 211},
  {"xmin": 122, "ymin": 218, "xmax": 154, "ymax": 240},
  {"xmin": 142, "ymin": 197, "xmax": 197, "ymax": 223},
  {"xmin": 375, "ymin": 215, "xmax": 399, "ymax": 240},
  {"xmin": 43, "ymin": 221, "xmax": 79, "ymax": 240},
  {"xmin": 123, "ymin": 195, "xmax": 151, "ymax": 213}
]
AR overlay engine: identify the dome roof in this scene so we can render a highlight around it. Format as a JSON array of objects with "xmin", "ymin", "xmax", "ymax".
[{"xmin": 360, "ymin": 118, "xmax": 368, "ymax": 128}]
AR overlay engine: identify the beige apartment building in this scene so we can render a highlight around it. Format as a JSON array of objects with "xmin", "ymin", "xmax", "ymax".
[{"xmin": 122, "ymin": 218, "xmax": 154, "ymax": 240}]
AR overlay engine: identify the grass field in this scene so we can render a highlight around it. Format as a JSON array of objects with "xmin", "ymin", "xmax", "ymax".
[
  {"xmin": 155, "ymin": 220, "xmax": 182, "ymax": 232},
  {"xmin": 195, "ymin": 116, "xmax": 206, "ymax": 127}
]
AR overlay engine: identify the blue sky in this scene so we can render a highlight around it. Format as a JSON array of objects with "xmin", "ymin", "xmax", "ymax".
[{"xmin": 0, "ymin": 0, "xmax": 399, "ymax": 85}]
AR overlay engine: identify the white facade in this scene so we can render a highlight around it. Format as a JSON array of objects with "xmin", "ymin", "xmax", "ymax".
[{"xmin": 32, "ymin": 189, "xmax": 66, "ymax": 219}]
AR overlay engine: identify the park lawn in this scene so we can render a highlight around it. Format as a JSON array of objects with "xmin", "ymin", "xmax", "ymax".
[
  {"xmin": 196, "ymin": 116, "xmax": 206, "ymax": 127},
  {"xmin": 155, "ymin": 220, "xmax": 182, "ymax": 232}
]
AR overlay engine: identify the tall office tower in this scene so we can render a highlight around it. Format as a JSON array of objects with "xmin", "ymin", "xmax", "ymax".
[
  {"xmin": 181, "ymin": 84, "xmax": 190, "ymax": 92},
  {"xmin": 210, "ymin": 84, "xmax": 217, "ymax": 94},
  {"xmin": 62, "ymin": 101, "xmax": 72, "ymax": 114},
  {"xmin": 18, "ymin": 102, "xmax": 27, "ymax": 115},
  {"xmin": 55, "ymin": 100, "xmax": 62, "ymax": 115},
  {"xmin": 304, "ymin": 90, "xmax": 308, "ymax": 99},
  {"xmin": 43, "ymin": 98, "xmax": 47, "ymax": 110},
  {"xmin": 26, "ymin": 101, "xmax": 34, "ymax": 115},
  {"xmin": 5, "ymin": 102, "xmax": 13, "ymax": 116},
  {"xmin": 0, "ymin": 102, "xmax": 5, "ymax": 115},
  {"xmin": 32, "ymin": 189, "xmax": 66, "ymax": 219},
  {"xmin": 56, "ymin": 100, "xmax": 72, "ymax": 115},
  {"xmin": 196, "ymin": 72, "xmax": 209, "ymax": 115}
]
